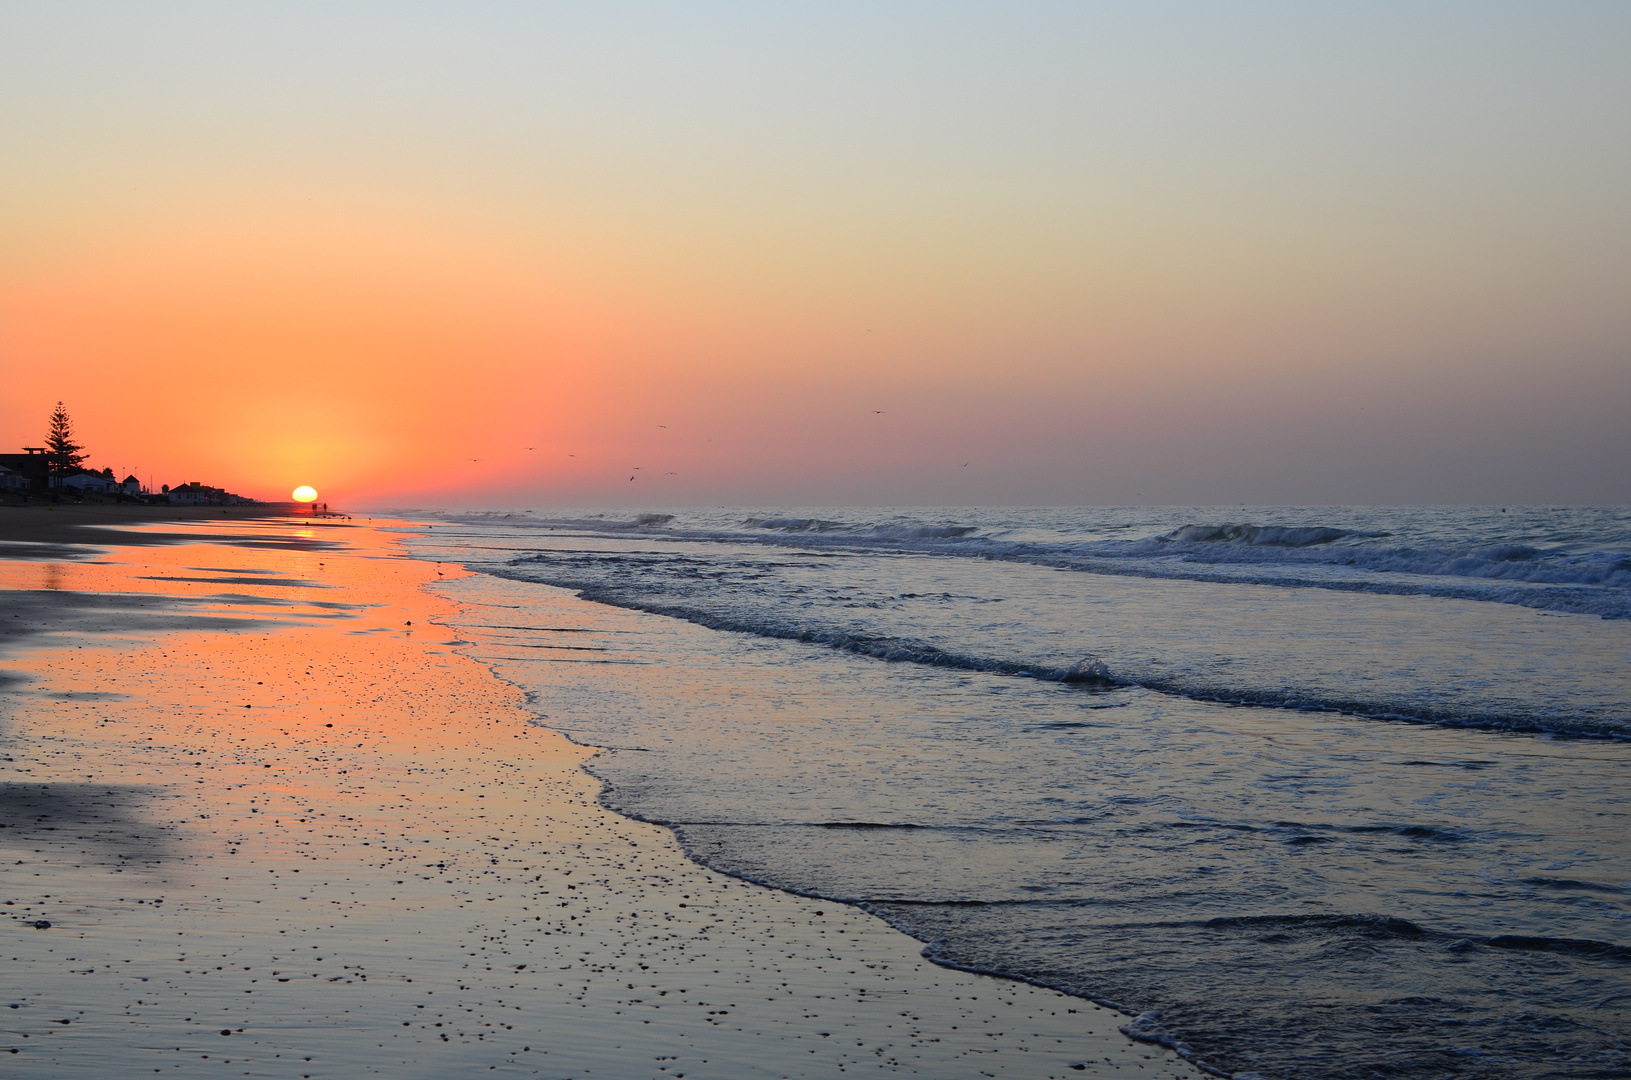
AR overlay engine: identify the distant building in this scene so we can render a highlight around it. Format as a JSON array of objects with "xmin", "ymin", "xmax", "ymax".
[
  {"xmin": 1, "ymin": 453, "xmax": 251, "ymax": 504},
  {"xmin": 60, "ymin": 469, "xmax": 116, "ymax": 493},
  {"xmin": 165, "ymin": 481, "xmax": 255, "ymax": 506},
  {"xmin": 167, "ymin": 481, "xmax": 208, "ymax": 505},
  {"xmin": 0, "ymin": 448, "xmax": 49, "ymax": 494}
]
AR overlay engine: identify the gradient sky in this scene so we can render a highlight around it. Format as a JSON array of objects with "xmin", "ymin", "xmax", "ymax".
[{"xmin": 2, "ymin": 2, "xmax": 1627, "ymax": 507}]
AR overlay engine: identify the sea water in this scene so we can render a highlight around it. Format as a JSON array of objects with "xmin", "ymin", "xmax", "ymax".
[{"xmin": 403, "ymin": 506, "xmax": 1631, "ymax": 1078}]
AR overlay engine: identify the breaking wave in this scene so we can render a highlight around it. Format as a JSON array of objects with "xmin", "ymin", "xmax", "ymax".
[
  {"xmin": 1160, "ymin": 523, "xmax": 1380, "ymax": 546},
  {"xmin": 428, "ymin": 508, "xmax": 1631, "ymax": 620},
  {"xmin": 741, "ymin": 516, "xmax": 979, "ymax": 539}
]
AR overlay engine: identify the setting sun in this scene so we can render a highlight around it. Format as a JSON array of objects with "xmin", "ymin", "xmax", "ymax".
[{"xmin": 292, "ymin": 485, "xmax": 318, "ymax": 503}]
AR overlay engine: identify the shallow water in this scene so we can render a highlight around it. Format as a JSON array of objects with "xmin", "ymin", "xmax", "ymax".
[{"xmin": 410, "ymin": 507, "xmax": 1631, "ymax": 1078}]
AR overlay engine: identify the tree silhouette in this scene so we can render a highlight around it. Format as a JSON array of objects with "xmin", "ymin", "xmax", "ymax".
[{"xmin": 44, "ymin": 401, "xmax": 87, "ymax": 476}]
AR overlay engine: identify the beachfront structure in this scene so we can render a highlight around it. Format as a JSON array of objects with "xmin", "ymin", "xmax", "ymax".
[
  {"xmin": 167, "ymin": 481, "xmax": 211, "ymax": 505},
  {"xmin": 59, "ymin": 468, "xmax": 119, "ymax": 493},
  {"xmin": 165, "ymin": 481, "xmax": 258, "ymax": 506},
  {"xmin": 0, "ymin": 452, "xmax": 126, "ymax": 496},
  {"xmin": 0, "ymin": 448, "xmax": 50, "ymax": 493},
  {"xmin": 1, "ymin": 446, "xmax": 253, "ymax": 504}
]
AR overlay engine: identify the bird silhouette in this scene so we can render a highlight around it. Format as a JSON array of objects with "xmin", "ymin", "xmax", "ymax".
[
  {"xmin": 872, "ymin": 410, "xmax": 884, "ymax": 414},
  {"xmin": 628, "ymin": 476, "xmax": 635, "ymax": 482}
]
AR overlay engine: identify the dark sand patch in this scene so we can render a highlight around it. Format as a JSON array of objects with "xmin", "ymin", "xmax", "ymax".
[
  {"xmin": 0, "ymin": 782, "xmax": 178, "ymax": 869},
  {"xmin": 0, "ymin": 590, "xmax": 286, "ymax": 654},
  {"xmin": 0, "ymin": 504, "xmax": 353, "ymax": 561}
]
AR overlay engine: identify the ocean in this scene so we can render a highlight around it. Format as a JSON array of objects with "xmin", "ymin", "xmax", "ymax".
[{"xmin": 402, "ymin": 506, "xmax": 1631, "ymax": 1078}]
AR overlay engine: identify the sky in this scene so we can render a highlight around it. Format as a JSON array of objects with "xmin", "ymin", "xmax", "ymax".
[{"xmin": 1, "ymin": 2, "xmax": 1627, "ymax": 507}]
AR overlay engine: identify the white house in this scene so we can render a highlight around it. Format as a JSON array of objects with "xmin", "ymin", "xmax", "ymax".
[
  {"xmin": 59, "ymin": 469, "xmax": 117, "ymax": 493},
  {"xmin": 167, "ymin": 482, "xmax": 212, "ymax": 505}
]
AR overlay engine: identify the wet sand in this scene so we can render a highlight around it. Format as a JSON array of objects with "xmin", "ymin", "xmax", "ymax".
[
  {"xmin": 0, "ymin": 515, "xmax": 1198, "ymax": 1078},
  {"xmin": 0, "ymin": 504, "xmax": 307, "ymax": 561}
]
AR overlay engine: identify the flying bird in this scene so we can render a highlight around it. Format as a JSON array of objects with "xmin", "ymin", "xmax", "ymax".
[{"xmin": 872, "ymin": 410, "xmax": 884, "ymax": 414}]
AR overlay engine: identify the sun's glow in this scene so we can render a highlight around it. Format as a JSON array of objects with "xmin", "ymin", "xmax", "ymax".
[{"xmin": 292, "ymin": 485, "xmax": 318, "ymax": 503}]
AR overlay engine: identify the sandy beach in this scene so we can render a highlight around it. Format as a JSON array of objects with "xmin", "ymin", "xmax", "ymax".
[{"xmin": 0, "ymin": 509, "xmax": 1198, "ymax": 1078}]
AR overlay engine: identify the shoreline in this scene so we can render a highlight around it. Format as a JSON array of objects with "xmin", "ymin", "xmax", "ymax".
[
  {"xmin": 0, "ymin": 514, "xmax": 1200, "ymax": 1078},
  {"xmin": 409, "ymin": 508, "xmax": 1631, "ymax": 1080}
]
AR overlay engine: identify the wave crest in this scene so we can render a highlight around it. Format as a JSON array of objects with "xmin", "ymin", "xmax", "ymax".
[
  {"xmin": 1162, "ymin": 524, "xmax": 1378, "ymax": 547},
  {"xmin": 741, "ymin": 517, "xmax": 850, "ymax": 533}
]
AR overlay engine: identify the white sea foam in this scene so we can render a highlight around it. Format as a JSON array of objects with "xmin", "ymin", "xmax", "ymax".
[{"xmin": 427, "ymin": 506, "xmax": 1631, "ymax": 619}]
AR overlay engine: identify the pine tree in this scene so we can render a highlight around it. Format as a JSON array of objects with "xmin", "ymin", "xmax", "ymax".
[{"xmin": 44, "ymin": 401, "xmax": 87, "ymax": 476}]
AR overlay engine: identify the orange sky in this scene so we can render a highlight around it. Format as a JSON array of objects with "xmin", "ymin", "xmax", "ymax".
[{"xmin": 2, "ymin": 6, "xmax": 1628, "ymax": 506}]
